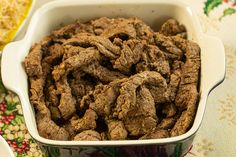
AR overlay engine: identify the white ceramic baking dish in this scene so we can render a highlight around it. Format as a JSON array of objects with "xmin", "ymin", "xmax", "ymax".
[
  {"xmin": 0, "ymin": 135, "xmax": 15, "ymax": 157},
  {"xmin": 1, "ymin": 0, "xmax": 225, "ymax": 156}
]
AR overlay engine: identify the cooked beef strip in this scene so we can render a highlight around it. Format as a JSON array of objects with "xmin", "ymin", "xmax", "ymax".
[
  {"xmin": 125, "ymin": 116, "xmax": 157, "ymax": 136},
  {"xmin": 140, "ymin": 128, "xmax": 170, "ymax": 140},
  {"xmin": 69, "ymin": 78, "xmax": 94, "ymax": 108},
  {"xmin": 28, "ymin": 76, "xmax": 69, "ymax": 140},
  {"xmin": 63, "ymin": 121, "xmax": 77, "ymax": 139},
  {"xmin": 91, "ymin": 17, "xmax": 114, "ymax": 35},
  {"xmin": 130, "ymin": 86, "xmax": 157, "ymax": 119},
  {"xmin": 136, "ymin": 45, "xmax": 170, "ymax": 77},
  {"xmin": 123, "ymin": 86, "xmax": 157, "ymax": 136},
  {"xmin": 24, "ymin": 44, "xmax": 43, "ymax": 77},
  {"xmin": 43, "ymin": 43, "xmax": 64, "ymax": 64},
  {"xmin": 46, "ymin": 84, "xmax": 59, "ymax": 107},
  {"xmin": 132, "ymin": 17, "xmax": 155, "ymax": 44},
  {"xmin": 89, "ymin": 79, "xmax": 125, "ymax": 116},
  {"xmin": 49, "ymin": 106, "xmax": 61, "ymax": 121},
  {"xmin": 70, "ymin": 109, "xmax": 97, "ymax": 132},
  {"xmin": 159, "ymin": 19, "xmax": 186, "ymax": 37},
  {"xmin": 55, "ymin": 75, "xmax": 76, "ymax": 120},
  {"xmin": 162, "ymin": 103, "xmax": 177, "ymax": 118},
  {"xmin": 36, "ymin": 113, "xmax": 69, "ymax": 140},
  {"xmin": 114, "ymin": 39, "xmax": 144, "ymax": 74},
  {"xmin": 101, "ymin": 21, "xmax": 136, "ymax": 39},
  {"xmin": 158, "ymin": 118, "xmax": 176, "ymax": 130},
  {"xmin": 51, "ymin": 22, "xmax": 94, "ymax": 39},
  {"xmin": 73, "ymin": 130, "xmax": 102, "ymax": 141},
  {"xmin": 107, "ymin": 120, "xmax": 128, "ymax": 140},
  {"xmin": 167, "ymin": 69, "xmax": 181, "ymax": 101},
  {"xmin": 114, "ymin": 71, "xmax": 168, "ymax": 119},
  {"xmin": 63, "ymin": 35, "xmax": 120, "ymax": 58},
  {"xmin": 172, "ymin": 36, "xmax": 201, "ymax": 87},
  {"xmin": 62, "ymin": 45, "xmax": 85, "ymax": 60},
  {"xmin": 52, "ymin": 48, "xmax": 101, "ymax": 81},
  {"xmin": 83, "ymin": 61, "xmax": 127, "ymax": 83},
  {"xmin": 154, "ymin": 33, "xmax": 183, "ymax": 60},
  {"xmin": 171, "ymin": 85, "xmax": 198, "ymax": 136},
  {"xmin": 170, "ymin": 36, "xmax": 200, "ymax": 136}
]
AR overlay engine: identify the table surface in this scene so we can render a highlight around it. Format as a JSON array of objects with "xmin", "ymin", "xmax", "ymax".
[{"xmin": 0, "ymin": 0, "xmax": 236, "ymax": 157}]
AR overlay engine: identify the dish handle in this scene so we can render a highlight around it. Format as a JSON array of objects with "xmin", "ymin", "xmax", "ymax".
[
  {"xmin": 200, "ymin": 35, "xmax": 226, "ymax": 93},
  {"xmin": 1, "ymin": 41, "xmax": 25, "ymax": 94}
]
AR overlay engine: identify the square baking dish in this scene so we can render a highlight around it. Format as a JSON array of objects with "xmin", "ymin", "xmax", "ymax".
[{"xmin": 1, "ymin": 0, "xmax": 225, "ymax": 156}]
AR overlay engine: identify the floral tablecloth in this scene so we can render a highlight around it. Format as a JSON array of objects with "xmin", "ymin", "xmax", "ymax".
[{"xmin": 0, "ymin": 0, "xmax": 236, "ymax": 157}]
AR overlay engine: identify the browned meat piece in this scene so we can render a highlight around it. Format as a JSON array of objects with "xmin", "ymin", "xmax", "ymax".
[
  {"xmin": 70, "ymin": 109, "xmax": 97, "ymax": 132},
  {"xmin": 52, "ymin": 48, "xmax": 101, "ymax": 81},
  {"xmin": 51, "ymin": 23, "xmax": 79, "ymax": 38},
  {"xmin": 140, "ymin": 129, "xmax": 170, "ymax": 139},
  {"xmin": 168, "ymin": 69, "xmax": 181, "ymax": 101},
  {"xmin": 134, "ymin": 86, "xmax": 157, "ymax": 118},
  {"xmin": 28, "ymin": 78, "xmax": 49, "ymax": 116},
  {"xmin": 123, "ymin": 86, "xmax": 157, "ymax": 136},
  {"xmin": 90, "ymin": 79, "xmax": 124, "ymax": 116},
  {"xmin": 73, "ymin": 130, "xmax": 102, "ymax": 141},
  {"xmin": 49, "ymin": 106, "xmax": 61, "ymax": 121},
  {"xmin": 132, "ymin": 17, "xmax": 155, "ymax": 44},
  {"xmin": 114, "ymin": 71, "xmax": 167, "ymax": 119},
  {"xmin": 36, "ymin": 113, "xmax": 69, "ymax": 140},
  {"xmin": 172, "ymin": 36, "xmax": 201, "ymax": 86},
  {"xmin": 117, "ymin": 86, "xmax": 156, "ymax": 136},
  {"xmin": 24, "ymin": 36, "xmax": 53, "ymax": 77},
  {"xmin": 145, "ymin": 79, "xmax": 170, "ymax": 104},
  {"xmin": 83, "ymin": 61, "xmax": 127, "ymax": 83},
  {"xmin": 158, "ymin": 118, "xmax": 176, "ymax": 129},
  {"xmin": 170, "ymin": 37, "xmax": 200, "ymax": 136},
  {"xmin": 159, "ymin": 19, "xmax": 186, "ymax": 37},
  {"xmin": 154, "ymin": 33, "xmax": 183, "ymax": 60},
  {"xmin": 173, "ymin": 37, "xmax": 200, "ymax": 109},
  {"xmin": 62, "ymin": 45, "xmax": 85, "ymax": 60},
  {"xmin": 113, "ymin": 38, "xmax": 123, "ymax": 47},
  {"xmin": 107, "ymin": 120, "xmax": 128, "ymax": 140},
  {"xmin": 63, "ymin": 122, "xmax": 76, "ymax": 139},
  {"xmin": 51, "ymin": 22, "xmax": 94, "ymax": 39},
  {"xmin": 24, "ymin": 44, "xmax": 43, "ymax": 77},
  {"xmin": 46, "ymin": 84, "xmax": 59, "ymax": 107},
  {"xmin": 55, "ymin": 76, "xmax": 76, "ymax": 120},
  {"xmin": 93, "ymin": 17, "xmax": 154, "ymax": 43},
  {"xmin": 125, "ymin": 116, "xmax": 157, "ymax": 136},
  {"xmin": 69, "ymin": 78, "xmax": 94, "ymax": 107},
  {"xmin": 101, "ymin": 21, "xmax": 136, "ymax": 40},
  {"xmin": 63, "ymin": 35, "xmax": 120, "ymax": 58},
  {"xmin": 91, "ymin": 17, "xmax": 113, "ymax": 35},
  {"xmin": 43, "ymin": 43, "xmax": 64, "ymax": 64},
  {"xmin": 171, "ymin": 84, "xmax": 198, "ymax": 136},
  {"xmin": 101, "ymin": 132, "xmax": 108, "ymax": 140},
  {"xmin": 136, "ymin": 45, "xmax": 170, "ymax": 77},
  {"xmin": 114, "ymin": 39, "xmax": 144, "ymax": 74},
  {"xmin": 171, "ymin": 60, "xmax": 184, "ymax": 71},
  {"xmin": 162, "ymin": 103, "xmax": 177, "ymax": 118}
]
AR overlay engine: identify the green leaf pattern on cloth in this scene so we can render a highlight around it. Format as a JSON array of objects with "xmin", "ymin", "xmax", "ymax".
[
  {"xmin": 219, "ymin": 7, "xmax": 236, "ymax": 20},
  {"xmin": 204, "ymin": 0, "xmax": 236, "ymax": 19},
  {"xmin": 204, "ymin": 0, "xmax": 223, "ymax": 15}
]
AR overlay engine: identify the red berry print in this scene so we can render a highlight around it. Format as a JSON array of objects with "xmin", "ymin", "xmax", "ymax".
[
  {"xmin": 0, "ymin": 101, "xmax": 7, "ymax": 112},
  {"xmin": 7, "ymin": 140, "xmax": 30, "ymax": 154}
]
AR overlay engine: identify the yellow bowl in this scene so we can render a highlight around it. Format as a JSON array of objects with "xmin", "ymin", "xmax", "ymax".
[{"xmin": 0, "ymin": 0, "xmax": 34, "ymax": 50}]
